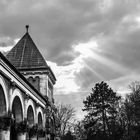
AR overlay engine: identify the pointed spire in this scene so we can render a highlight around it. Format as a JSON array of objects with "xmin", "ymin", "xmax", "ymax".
[
  {"xmin": 6, "ymin": 26, "xmax": 49, "ymax": 70},
  {"xmin": 25, "ymin": 25, "xmax": 29, "ymax": 33}
]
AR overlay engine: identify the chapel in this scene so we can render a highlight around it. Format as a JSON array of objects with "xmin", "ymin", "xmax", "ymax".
[{"xmin": 0, "ymin": 26, "xmax": 58, "ymax": 140}]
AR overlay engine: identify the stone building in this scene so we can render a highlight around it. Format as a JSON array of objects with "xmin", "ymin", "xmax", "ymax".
[{"xmin": 0, "ymin": 26, "xmax": 59, "ymax": 140}]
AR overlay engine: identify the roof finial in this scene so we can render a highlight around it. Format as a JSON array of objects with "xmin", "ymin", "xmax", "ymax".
[{"xmin": 25, "ymin": 25, "xmax": 29, "ymax": 33}]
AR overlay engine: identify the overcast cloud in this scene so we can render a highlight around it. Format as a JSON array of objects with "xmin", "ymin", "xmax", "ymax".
[{"xmin": 1, "ymin": 0, "xmax": 140, "ymax": 119}]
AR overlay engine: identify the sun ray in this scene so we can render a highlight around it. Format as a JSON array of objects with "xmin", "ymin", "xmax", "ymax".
[
  {"xmin": 90, "ymin": 52, "xmax": 130, "ymax": 74},
  {"xmin": 84, "ymin": 62, "xmax": 106, "ymax": 81},
  {"xmin": 74, "ymin": 40, "xmax": 131, "ymax": 75}
]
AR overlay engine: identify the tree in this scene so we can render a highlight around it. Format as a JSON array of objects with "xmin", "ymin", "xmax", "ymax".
[
  {"xmin": 73, "ymin": 120, "xmax": 87, "ymax": 140},
  {"xmin": 121, "ymin": 81, "xmax": 140, "ymax": 139},
  {"xmin": 56, "ymin": 104, "xmax": 75, "ymax": 138},
  {"xmin": 62, "ymin": 131, "xmax": 75, "ymax": 140},
  {"xmin": 83, "ymin": 81, "xmax": 121, "ymax": 139}
]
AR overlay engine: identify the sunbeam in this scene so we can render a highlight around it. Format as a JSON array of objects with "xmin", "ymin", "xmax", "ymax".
[
  {"xmin": 73, "ymin": 40, "xmax": 131, "ymax": 76},
  {"xmin": 84, "ymin": 62, "xmax": 106, "ymax": 81}
]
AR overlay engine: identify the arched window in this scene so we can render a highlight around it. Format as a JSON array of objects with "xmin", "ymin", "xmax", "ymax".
[
  {"xmin": 35, "ymin": 76, "xmax": 40, "ymax": 91},
  {"xmin": 28, "ymin": 76, "xmax": 40, "ymax": 91},
  {"xmin": 28, "ymin": 76, "xmax": 33, "ymax": 83}
]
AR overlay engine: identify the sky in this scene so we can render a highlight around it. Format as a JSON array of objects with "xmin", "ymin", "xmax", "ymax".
[{"xmin": 1, "ymin": 0, "xmax": 140, "ymax": 120}]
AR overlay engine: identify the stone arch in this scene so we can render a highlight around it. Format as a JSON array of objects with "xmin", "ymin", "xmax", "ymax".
[
  {"xmin": 28, "ymin": 76, "xmax": 40, "ymax": 91},
  {"xmin": 35, "ymin": 76, "xmax": 40, "ymax": 80},
  {"xmin": 35, "ymin": 76, "xmax": 40, "ymax": 91},
  {"xmin": 0, "ymin": 76, "xmax": 8, "ymax": 115},
  {"xmin": 38, "ymin": 112, "xmax": 43, "ymax": 128},
  {"xmin": 37, "ymin": 108, "xmax": 44, "ymax": 128},
  {"xmin": 26, "ymin": 99, "xmax": 36, "ymax": 126},
  {"xmin": 28, "ymin": 76, "xmax": 33, "ymax": 83},
  {"xmin": 27, "ymin": 105, "xmax": 35, "ymax": 126},
  {"xmin": 0, "ymin": 85, "xmax": 7, "ymax": 116},
  {"xmin": 12, "ymin": 96, "xmax": 23, "ymax": 122},
  {"xmin": 11, "ymin": 88, "xmax": 24, "ymax": 118}
]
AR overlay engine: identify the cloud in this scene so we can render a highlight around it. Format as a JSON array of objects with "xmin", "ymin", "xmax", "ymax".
[
  {"xmin": 1, "ymin": 0, "xmax": 139, "ymax": 64},
  {"xmin": 45, "ymin": 0, "xmax": 140, "ymax": 94},
  {"xmin": 47, "ymin": 61, "xmax": 81, "ymax": 94},
  {"xmin": 1, "ymin": 0, "xmax": 140, "ymax": 119}
]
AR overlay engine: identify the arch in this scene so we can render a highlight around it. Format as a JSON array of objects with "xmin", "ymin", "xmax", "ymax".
[
  {"xmin": 12, "ymin": 96, "xmax": 23, "ymax": 122},
  {"xmin": 26, "ymin": 99, "xmax": 36, "ymax": 125},
  {"xmin": 37, "ymin": 107, "xmax": 44, "ymax": 127},
  {"xmin": 35, "ymin": 76, "xmax": 40, "ymax": 80},
  {"xmin": 28, "ymin": 76, "xmax": 40, "ymax": 91},
  {"xmin": 38, "ymin": 112, "xmax": 43, "ymax": 128},
  {"xmin": 27, "ymin": 105, "xmax": 35, "ymax": 126},
  {"xmin": 0, "ymin": 85, "xmax": 6, "ymax": 116},
  {"xmin": 28, "ymin": 76, "xmax": 33, "ymax": 83},
  {"xmin": 11, "ymin": 88, "xmax": 24, "ymax": 118},
  {"xmin": 35, "ymin": 76, "xmax": 40, "ymax": 91},
  {"xmin": 0, "ymin": 76, "xmax": 8, "ymax": 114}
]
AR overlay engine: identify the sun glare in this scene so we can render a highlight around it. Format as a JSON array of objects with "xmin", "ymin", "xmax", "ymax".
[
  {"xmin": 74, "ymin": 40, "xmax": 98, "ymax": 57},
  {"xmin": 55, "ymin": 76, "xmax": 80, "ymax": 93}
]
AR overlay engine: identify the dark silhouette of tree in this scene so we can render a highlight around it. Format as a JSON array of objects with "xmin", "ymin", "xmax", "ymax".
[
  {"xmin": 62, "ymin": 131, "xmax": 75, "ymax": 140},
  {"xmin": 83, "ymin": 81, "xmax": 121, "ymax": 140}
]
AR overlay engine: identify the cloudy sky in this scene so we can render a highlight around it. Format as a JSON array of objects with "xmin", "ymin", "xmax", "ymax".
[{"xmin": 1, "ymin": 0, "xmax": 140, "ymax": 119}]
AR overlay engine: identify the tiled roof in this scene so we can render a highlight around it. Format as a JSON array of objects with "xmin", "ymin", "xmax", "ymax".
[{"xmin": 6, "ymin": 31, "xmax": 48, "ymax": 70}]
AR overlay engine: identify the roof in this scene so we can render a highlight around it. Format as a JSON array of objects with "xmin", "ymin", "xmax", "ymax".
[{"xmin": 6, "ymin": 28, "xmax": 48, "ymax": 70}]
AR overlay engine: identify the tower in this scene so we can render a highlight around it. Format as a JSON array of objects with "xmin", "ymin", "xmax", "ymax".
[{"xmin": 6, "ymin": 26, "xmax": 56, "ymax": 103}]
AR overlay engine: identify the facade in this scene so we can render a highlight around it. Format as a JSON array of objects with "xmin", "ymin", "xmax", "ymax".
[{"xmin": 0, "ymin": 26, "xmax": 59, "ymax": 140}]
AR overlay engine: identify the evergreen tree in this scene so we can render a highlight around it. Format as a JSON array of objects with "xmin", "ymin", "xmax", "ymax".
[{"xmin": 83, "ymin": 81, "xmax": 121, "ymax": 139}]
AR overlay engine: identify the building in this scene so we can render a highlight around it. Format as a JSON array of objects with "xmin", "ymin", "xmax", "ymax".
[{"xmin": 0, "ymin": 26, "xmax": 59, "ymax": 140}]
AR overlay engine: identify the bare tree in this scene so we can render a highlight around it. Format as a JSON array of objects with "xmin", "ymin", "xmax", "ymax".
[
  {"xmin": 56, "ymin": 104, "xmax": 76, "ymax": 138},
  {"xmin": 128, "ymin": 81, "xmax": 140, "ymax": 93}
]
